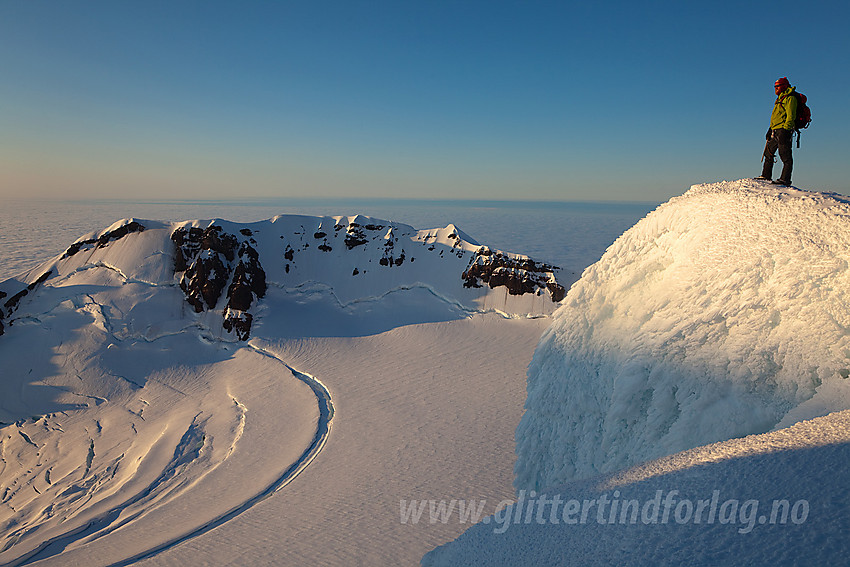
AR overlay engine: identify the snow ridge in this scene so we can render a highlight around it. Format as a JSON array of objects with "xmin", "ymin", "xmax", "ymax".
[
  {"xmin": 0, "ymin": 214, "xmax": 564, "ymax": 343},
  {"xmin": 514, "ymin": 179, "xmax": 850, "ymax": 492}
]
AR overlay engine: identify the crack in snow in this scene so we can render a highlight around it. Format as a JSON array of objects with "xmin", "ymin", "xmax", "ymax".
[
  {"xmin": 49, "ymin": 262, "xmax": 170, "ymax": 289},
  {"xmin": 8, "ymin": 341, "xmax": 335, "ymax": 567},
  {"xmin": 266, "ymin": 279, "xmax": 527, "ymax": 319}
]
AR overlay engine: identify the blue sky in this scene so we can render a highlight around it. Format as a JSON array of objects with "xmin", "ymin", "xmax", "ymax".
[{"xmin": 1, "ymin": 0, "xmax": 847, "ymax": 202}]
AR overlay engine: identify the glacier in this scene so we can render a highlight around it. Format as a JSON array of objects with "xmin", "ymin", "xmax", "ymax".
[{"xmin": 0, "ymin": 213, "xmax": 564, "ymax": 565}]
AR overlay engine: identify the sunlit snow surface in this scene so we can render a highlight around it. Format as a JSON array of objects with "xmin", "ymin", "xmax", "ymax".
[
  {"xmin": 0, "ymin": 205, "xmax": 600, "ymax": 566},
  {"xmin": 425, "ymin": 179, "xmax": 850, "ymax": 566},
  {"xmin": 515, "ymin": 180, "xmax": 850, "ymax": 491}
]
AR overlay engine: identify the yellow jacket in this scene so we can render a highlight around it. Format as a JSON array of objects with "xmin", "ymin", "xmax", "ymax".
[{"xmin": 771, "ymin": 86, "xmax": 798, "ymax": 131}]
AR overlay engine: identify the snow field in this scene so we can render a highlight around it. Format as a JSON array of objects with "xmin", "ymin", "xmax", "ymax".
[
  {"xmin": 0, "ymin": 212, "xmax": 560, "ymax": 565},
  {"xmin": 0, "ymin": 300, "xmax": 320, "ymax": 565},
  {"xmin": 131, "ymin": 315, "xmax": 548, "ymax": 567}
]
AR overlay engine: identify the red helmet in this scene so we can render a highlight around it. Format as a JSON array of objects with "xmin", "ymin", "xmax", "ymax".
[{"xmin": 775, "ymin": 77, "xmax": 790, "ymax": 88}]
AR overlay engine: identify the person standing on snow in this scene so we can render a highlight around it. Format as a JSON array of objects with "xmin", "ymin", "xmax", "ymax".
[{"xmin": 756, "ymin": 77, "xmax": 797, "ymax": 186}]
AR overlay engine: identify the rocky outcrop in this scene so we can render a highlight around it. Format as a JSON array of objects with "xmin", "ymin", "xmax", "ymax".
[
  {"xmin": 171, "ymin": 225, "xmax": 267, "ymax": 341},
  {"xmin": 1, "ymin": 271, "xmax": 53, "ymax": 336},
  {"xmin": 343, "ymin": 223, "xmax": 370, "ymax": 250},
  {"xmin": 1, "ymin": 215, "xmax": 567, "ymax": 342},
  {"xmin": 0, "ymin": 290, "xmax": 5, "ymax": 336},
  {"xmin": 462, "ymin": 247, "xmax": 565, "ymax": 302},
  {"xmin": 1, "ymin": 220, "xmax": 142, "ymax": 338},
  {"xmin": 379, "ymin": 227, "xmax": 406, "ymax": 267},
  {"xmin": 172, "ymin": 225, "xmax": 236, "ymax": 311},
  {"xmin": 3, "ymin": 271, "xmax": 53, "ymax": 314},
  {"xmin": 62, "ymin": 221, "xmax": 145, "ymax": 259}
]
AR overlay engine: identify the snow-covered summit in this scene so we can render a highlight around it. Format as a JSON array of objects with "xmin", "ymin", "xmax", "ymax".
[
  {"xmin": 515, "ymin": 179, "xmax": 850, "ymax": 491},
  {"xmin": 0, "ymin": 214, "xmax": 565, "ymax": 343}
]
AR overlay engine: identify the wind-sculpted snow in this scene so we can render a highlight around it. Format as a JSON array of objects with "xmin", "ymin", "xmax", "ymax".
[
  {"xmin": 0, "ymin": 213, "xmax": 563, "ymax": 564},
  {"xmin": 515, "ymin": 180, "xmax": 850, "ymax": 492},
  {"xmin": 425, "ymin": 409, "xmax": 850, "ymax": 566}
]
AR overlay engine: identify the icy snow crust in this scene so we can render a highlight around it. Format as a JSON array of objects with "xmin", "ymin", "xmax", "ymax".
[
  {"xmin": 515, "ymin": 179, "xmax": 850, "ymax": 492},
  {"xmin": 0, "ymin": 213, "xmax": 561, "ymax": 565},
  {"xmin": 424, "ymin": 409, "xmax": 850, "ymax": 566}
]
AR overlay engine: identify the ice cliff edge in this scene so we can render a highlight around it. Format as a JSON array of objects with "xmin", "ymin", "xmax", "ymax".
[{"xmin": 514, "ymin": 179, "xmax": 850, "ymax": 492}]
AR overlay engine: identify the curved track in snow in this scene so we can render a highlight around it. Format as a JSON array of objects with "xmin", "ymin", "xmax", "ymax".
[
  {"xmin": 14, "ymin": 345, "xmax": 334, "ymax": 567},
  {"xmin": 104, "ymin": 344, "xmax": 334, "ymax": 567}
]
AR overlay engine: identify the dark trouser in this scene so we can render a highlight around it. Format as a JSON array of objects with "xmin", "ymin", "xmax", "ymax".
[{"xmin": 761, "ymin": 128, "xmax": 793, "ymax": 183}]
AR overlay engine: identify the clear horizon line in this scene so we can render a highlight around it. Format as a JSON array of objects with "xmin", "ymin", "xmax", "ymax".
[{"xmin": 26, "ymin": 196, "xmax": 663, "ymax": 207}]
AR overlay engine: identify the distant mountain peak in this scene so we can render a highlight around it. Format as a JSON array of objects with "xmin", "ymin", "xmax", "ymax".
[{"xmin": 0, "ymin": 214, "xmax": 566, "ymax": 342}]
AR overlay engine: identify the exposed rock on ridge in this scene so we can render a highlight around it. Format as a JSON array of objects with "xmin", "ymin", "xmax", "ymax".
[
  {"xmin": 171, "ymin": 225, "xmax": 267, "ymax": 340},
  {"xmin": 0, "ymin": 271, "xmax": 53, "ymax": 336},
  {"xmin": 62, "ymin": 221, "xmax": 146, "ymax": 259},
  {"xmin": 1, "ymin": 214, "xmax": 566, "ymax": 342},
  {"xmin": 463, "ymin": 247, "xmax": 566, "ymax": 302},
  {"xmin": 0, "ymin": 290, "xmax": 6, "ymax": 336}
]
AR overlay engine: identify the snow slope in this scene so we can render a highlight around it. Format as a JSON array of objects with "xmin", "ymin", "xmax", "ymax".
[
  {"xmin": 131, "ymin": 315, "xmax": 547, "ymax": 567},
  {"xmin": 516, "ymin": 179, "xmax": 850, "ymax": 490},
  {"xmin": 424, "ymin": 179, "xmax": 850, "ymax": 565},
  {"xmin": 0, "ymin": 214, "xmax": 562, "ymax": 565},
  {"xmin": 423, "ymin": 409, "xmax": 850, "ymax": 566}
]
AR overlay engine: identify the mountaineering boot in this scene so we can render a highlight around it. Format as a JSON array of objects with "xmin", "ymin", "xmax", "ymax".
[{"xmin": 771, "ymin": 179, "xmax": 791, "ymax": 187}]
